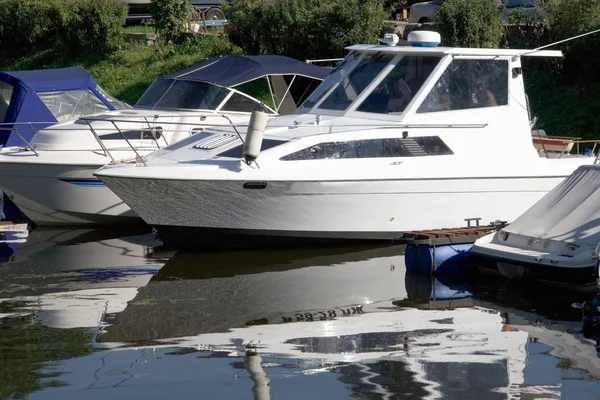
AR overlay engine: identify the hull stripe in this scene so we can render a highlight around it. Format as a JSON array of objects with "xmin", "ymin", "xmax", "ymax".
[{"xmin": 59, "ymin": 178, "xmax": 106, "ymax": 187}]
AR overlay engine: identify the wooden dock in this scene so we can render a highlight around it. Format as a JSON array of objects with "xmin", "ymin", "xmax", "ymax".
[{"xmin": 397, "ymin": 220, "xmax": 507, "ymax": 246}]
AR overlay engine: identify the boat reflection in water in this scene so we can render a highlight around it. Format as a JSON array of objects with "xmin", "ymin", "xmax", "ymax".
[
  {"xmin": 2, "ymin": 237, "xmax": 600, "ymax": 399},
  {"xmin": 0, "ymin": 227, "xmax": 167, "ymax": 329}
]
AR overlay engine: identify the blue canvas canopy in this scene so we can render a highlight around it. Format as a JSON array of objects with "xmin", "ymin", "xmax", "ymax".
[
  {"xmin": 0, "ymin": 66, "xmax": 121, "ymax": 147},
  {"xmin": 163, "ymin": 55, "xmax": 330, "ymax": 87}
]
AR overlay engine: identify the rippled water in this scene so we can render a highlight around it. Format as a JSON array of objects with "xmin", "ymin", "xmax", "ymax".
[{"xmin": 1, "ymin": 227, "xmax": 600, "ymax": 399}]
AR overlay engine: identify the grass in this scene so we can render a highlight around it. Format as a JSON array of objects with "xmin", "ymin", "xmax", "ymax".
[
  {"xmin": 123, "ymin": 24, "xmax": 155, "ymax": 34},
  {"xmin": 0, "ymin": 35, "xmax": 241, "ymax": 105},
  {"xmin": 523, "ymin": 60, "xmax": 600, "ymax": 143}
]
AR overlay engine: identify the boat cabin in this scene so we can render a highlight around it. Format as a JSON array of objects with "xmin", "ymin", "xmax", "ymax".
[
  {"xmin": 284, "ymin": 31, "xmax": 565, "ymax": 160},
  {"xmin": 0, "ymin": 67, "xmax": 128, "ymax": 147}
]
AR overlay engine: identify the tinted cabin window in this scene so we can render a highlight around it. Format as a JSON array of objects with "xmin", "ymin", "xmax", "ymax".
[
  {"xmin": 281, "ymin": 137, "xmax": 453, "ymax": 160},
  {"xmin": 357, "ymin": 56, "xmax": 441, "ymax": 114},
  {"xmin": 220, "ymin": 93, "xmax": 260, "ymax": 113},
  {"xmin": 0, "ymin": 81, "xmax": 13, "ymax": 123},
  {"xmin": 135, "ymin": 79, "xmax": 173, "ymax": 108},
  {"xmin": 318, "ymin": 53, "xmax": 394, "ymax": 111},
  {"xmin": 417, "ymin": 59, "xmax": 509, "ymax": 113},
  {"xmin": 136, "ymin": 79, "xmax": 230, "ymax": 110}
]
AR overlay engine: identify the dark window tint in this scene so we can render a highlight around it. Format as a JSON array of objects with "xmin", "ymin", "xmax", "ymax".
[
  {"xmin": 216, "ymin": 139, "xmax": 287, "ymax": 158},
  {"xmin": 136, "ymin": 79, "xmax": 230, "ymax": 110},
  {"xmin": 281, "ymin": 136, "xmax": 453, "ymax": 160},
  {"xmin": 220, "ymin": 93, "xmax": 261, "ymax": 112},
  {"xmin": 418, "ymin": 59, "xmax": 508, "ymax": 113},
  {"xmin": 135, "ymin": 79, "xmax": 173, "ymax": 108}
]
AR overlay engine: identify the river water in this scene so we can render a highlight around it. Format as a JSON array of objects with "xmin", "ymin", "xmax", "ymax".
[{"xmin": 1, "ymin": 227, "xmax": 600, "ymax": 399}]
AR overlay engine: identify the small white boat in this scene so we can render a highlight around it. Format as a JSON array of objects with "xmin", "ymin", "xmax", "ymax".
[
  {"xmin": 0, "ymin": 56, "xmax": 328, "ymax": 226},
  {"xmin": 95, "ymin": 31, "xmax": 599, "ymax": 249},
  {"xmin": 472, "ymin": 164, "xmax": 600, "ymax": 287}
]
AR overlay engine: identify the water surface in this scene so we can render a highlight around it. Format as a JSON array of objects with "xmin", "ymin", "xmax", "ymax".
[{"xmin": 1, "ymin": 227, "xmax": 599, "ymax": 399}]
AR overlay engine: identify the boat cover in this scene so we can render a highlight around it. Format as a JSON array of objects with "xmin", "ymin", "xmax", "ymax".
[
  {"xmin": 0, "ymin": 66, "xmax": 119, "ymax": 147},
  {"xmin": 504, "ymin": 164, "xmax": 600, "ymax": 246},
  {"xmin": 163, "ymin": 55, "xmax": 330, "ymax": 87}
]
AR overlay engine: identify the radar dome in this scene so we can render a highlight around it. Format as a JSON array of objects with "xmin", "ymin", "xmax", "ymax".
[{"xmin": 407, "ymin": 31, "xmax": 441, "ymax": 47}]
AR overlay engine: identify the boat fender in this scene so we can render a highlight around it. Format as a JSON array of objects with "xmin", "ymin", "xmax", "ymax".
[{"xmin": 243, "ymin": 110, "xmax": 269, "ymax": 165}]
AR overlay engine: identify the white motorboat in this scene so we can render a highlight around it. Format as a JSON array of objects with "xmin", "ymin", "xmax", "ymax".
[
  {"xmin": 472, "ymin": 164, "xmax": 600, "ymax": 287},
  {"xmin": 95, "ymin": 31, "xmax": 598, "ymax": 249},
  {"xmin": 0, "ymin": 55, "xmax": 328, "ymax": 226}
]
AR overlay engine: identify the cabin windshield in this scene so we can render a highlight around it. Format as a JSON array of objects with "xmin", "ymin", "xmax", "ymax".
[
  {"xmin": 135, "ymin": 79, "xmax": 231, "ymax": 110},
  {"xmin": 356, "ymin": 55, "xmax": 441, "ymax": 114},
  {"xmin": 298, "ymin": 51, "xmax": 362, "ymax": 111},
  {"xmin": 300, "ymin": 51, "xmax": 442, "ymax": 115}
]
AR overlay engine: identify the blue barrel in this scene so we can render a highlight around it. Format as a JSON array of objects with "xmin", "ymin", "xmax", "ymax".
[
  {"xmin": 405, "ymin": 243, "xmax": 474, "ymax": 277},
  {"xmin": 405, "ymin": 271, "xmax": 472, "ymax": 301}
]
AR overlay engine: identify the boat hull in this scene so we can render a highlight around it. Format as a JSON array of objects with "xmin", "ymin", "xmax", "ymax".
[
  {"xmin": 472, "ymin": 254, "xmax": 597, "ymax": 287},
  {"xmin": 0, "ymin": 162, "xmax": 141, "ymax": 226},
  {"xmin": 99, "ymin": 175, "xmax": 568, "ymax": 249}
]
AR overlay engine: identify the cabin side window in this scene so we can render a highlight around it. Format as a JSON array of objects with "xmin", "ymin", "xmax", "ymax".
[
  {"xmin": 356, "ymin": 56, "xmax": 442, "ymax": 114},
  {"xmin": 0, "ymin": 81, "xmax": 13, "ymax": 123},
  {"xmin": 39, "ymin": 90, "xmax": 110, "ymax": 122},
  {"xmin": 417, "ymin": 59, "xmax": 509, "ymax": 114},
  {"xmin": 280, "ymin": 137, "xmax": 453, "ymax": 160},
  {"xmin": 220, "ymin": 93, "xmax": 264, "ymax": 113}
]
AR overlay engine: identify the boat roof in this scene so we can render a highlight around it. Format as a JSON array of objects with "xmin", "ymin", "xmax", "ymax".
[
  {"xmin": 162, "ymin": 55, "xmax": 330, "ymax": 87},
  {"xmin": 0, "ymin": 66, "xmax": 99, "ymax": 92},
  {"xmin": 346, "ymin": 44, "xmax": 563, "ymax": 58},
  {"xmin": 503, "ymin": 164, "xmax": 600, "ymax": 247}
]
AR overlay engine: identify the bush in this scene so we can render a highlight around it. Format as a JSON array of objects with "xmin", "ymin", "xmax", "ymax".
[
  {"xmin": 57, "ymin": 0, "xmax": 128, "ymax": 55},
  {"xmin": 150, "ymin": 0, "xmax": 193, "ymax": 42},
  {"xmin": 225, "ymin": 0, "xmax": 388, "ymax": 61},
  {"xmin": 0, "ymin": 0, "xmax": 127, "ymax": 57},
  {"xmin": 540, "ymin": 0, "xmax": 600, "ymax": 81},
  {"xmin": 434, "ymin": 0, "xmax": 503, "ymax": 48}
]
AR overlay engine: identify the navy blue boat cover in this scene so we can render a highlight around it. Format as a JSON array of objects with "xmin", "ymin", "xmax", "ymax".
[
  {"xmin": 163, "ymin": 55, "xmax": 330, "ymax": 87},
  {"xmin": 0, "ymin": 66, "xmax": 118, "ymax": 147}
]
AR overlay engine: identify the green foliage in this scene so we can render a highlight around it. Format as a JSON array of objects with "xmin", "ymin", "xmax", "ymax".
[
  {"xmin": 434, "ymin": 0, "xmax": 503, "ymax": 48},
  {"xmin": 225, "ymin": 0, "xmax": 388, "ymax": 60},
  {"xmin": 0, "ymin": 36, "xmax": 241, "ymax": 105},
  {"xmin": 0, "ymin": 0, "xmax": 127, "ymax": 58},
  {"xmin": 56, "ymin": 0, "xmax": 129, "ymax": 55},
  {"xmin": 539, "ymin": 0, "xmax": 600, "ymax": 81},
  {"xmin": 150, "ymin": 0, "xmax": 193, "ymax": 42}
]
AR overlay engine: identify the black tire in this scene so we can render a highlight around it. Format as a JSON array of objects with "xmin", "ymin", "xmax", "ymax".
[
  {"xmin": 418, "ymin": 17, "xmax": 431, "ymax": 24},
  {"xmin": 205, "ymin": 7, "xmax": 226, "ymax": 20}
]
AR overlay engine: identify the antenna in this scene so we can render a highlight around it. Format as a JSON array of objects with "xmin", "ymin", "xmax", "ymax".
[{"xmin": 512, "ymin": 27, "xmax": 600, "ymax": 61}]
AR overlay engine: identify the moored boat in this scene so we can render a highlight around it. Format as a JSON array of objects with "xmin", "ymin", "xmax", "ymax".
[
  {"xmin": 95, "ymin": 31, "xmax": 598, "ymax": 249},
  {"xmin": 472, "ymin": 163, "xmax": 600, "ymax": 287},
  {"xmin": 0, "ymin": 56, "xmax": 328, "ymax": 226}
]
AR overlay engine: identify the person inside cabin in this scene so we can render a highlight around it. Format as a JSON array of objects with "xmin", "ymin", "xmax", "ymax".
[{"xmin": 472, "ymin": 81, "xmax": 497, "ymax": 108}]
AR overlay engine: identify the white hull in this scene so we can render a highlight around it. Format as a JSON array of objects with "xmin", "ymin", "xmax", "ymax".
[
  {"xmin": 0, "ymin": 160, "xmax": 137, "ymax": 226},
  {"xmin": 100, "ymin": 174, "xmax": 567, "ymax": 243}
]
